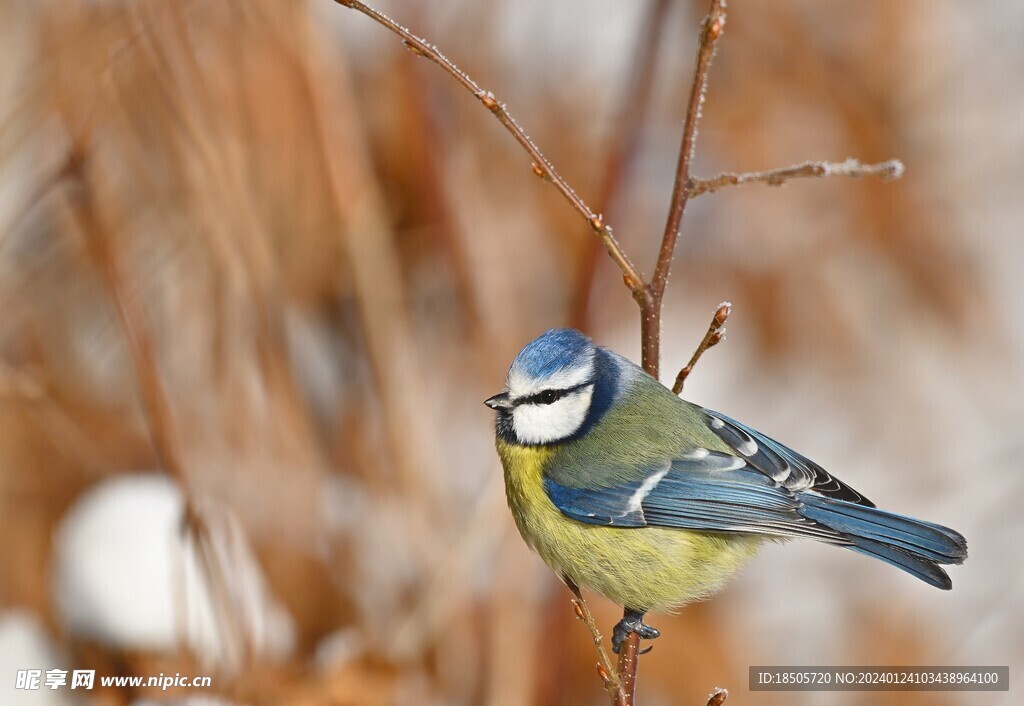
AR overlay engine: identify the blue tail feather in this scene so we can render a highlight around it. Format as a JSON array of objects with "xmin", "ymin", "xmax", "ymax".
[
  {"xmin": 848, "ymin": 537, "xmax": 953, "ymax": 590},
  {"xmin": 799, "ymin": 494, "xmax": 967, "ymax": 590}
]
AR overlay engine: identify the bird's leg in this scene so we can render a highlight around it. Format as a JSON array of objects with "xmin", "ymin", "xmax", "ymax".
[{"xmin": 612, "ymin": 607, "xmax": 660, "ymax": 654}]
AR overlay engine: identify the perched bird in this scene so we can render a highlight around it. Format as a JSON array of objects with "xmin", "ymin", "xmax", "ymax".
[{"xmin": 485, "ymin": 329, "xmax": 967, "ymax": 652}]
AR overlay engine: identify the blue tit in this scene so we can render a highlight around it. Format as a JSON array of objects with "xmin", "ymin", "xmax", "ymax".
[{"xmin": 485, "ymin": 329, "xmax": 967, "ymax": 652}]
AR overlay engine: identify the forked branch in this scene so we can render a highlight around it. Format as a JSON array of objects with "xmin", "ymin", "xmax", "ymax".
[{"xmin": 330, "ymin": 1, "xmax": 905, "ymax": 704}]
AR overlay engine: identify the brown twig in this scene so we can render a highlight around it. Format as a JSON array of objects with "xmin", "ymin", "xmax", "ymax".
[
  {"xmin": 567, "ymin": 582, "xmax": 623, "ymax": 703},
  {"xmin": 570, "ymin": 0, "xmax": 673, "ymax": 327},
  {"xmin": 688, "ymin": 158, "xmax": 904, "ymax": 197},
  {"xmin": 673, "ymin": 302, "xmax": 731, "ymax": 395},
  {"xmin": 640, "ymin": 0, "xmax": 727, "ymax": 374},
  {"xmin": 616, "ymin": 634, "xmax": 642, "ymax": 706},
  {"xmin": 332, "ymin": 0, "xmax": 649, "ymax": 306}
]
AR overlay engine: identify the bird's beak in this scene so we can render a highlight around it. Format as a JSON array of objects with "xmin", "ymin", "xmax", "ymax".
[{"xmin": 484, "ymin": 391, "xmax": 511, "ymax": 410}]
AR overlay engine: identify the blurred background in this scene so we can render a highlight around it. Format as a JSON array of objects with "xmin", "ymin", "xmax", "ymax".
[{"xmin": 0, "ymin": 0, "xmax": 1021, "ymax": 704}]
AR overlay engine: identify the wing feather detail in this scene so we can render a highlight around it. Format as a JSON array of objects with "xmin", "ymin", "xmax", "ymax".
[
  {"xmin": 543, "ymin": 456, "xmax": 846, "ymax": 542},
  {"xmin": 702, "ymin": 409, "xmax": 874, "ymax": 507}
]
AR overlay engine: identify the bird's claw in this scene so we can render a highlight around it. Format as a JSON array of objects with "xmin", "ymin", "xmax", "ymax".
[{"xmin": 611, "ymin": 611, "xmax": 660, "ymax": 654}]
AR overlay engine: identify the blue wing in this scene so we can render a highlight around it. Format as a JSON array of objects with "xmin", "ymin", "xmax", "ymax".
[
  {"xmin": 544, "ymin": 451, "xmax": 842, "ymax": 541},
  {"xmin": 543, "ymin": 408, "xmax": 966, "ymax": 588}
]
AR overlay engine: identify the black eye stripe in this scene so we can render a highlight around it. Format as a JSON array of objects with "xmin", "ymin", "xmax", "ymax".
[{"xmin": 515, "ymin": 381, "xmax": 592, "ymax": 407}]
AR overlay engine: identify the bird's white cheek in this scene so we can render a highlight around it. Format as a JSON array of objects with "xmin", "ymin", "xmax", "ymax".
[{"xmin": 512, "ymin": 389, "xmax": 593, "ymax": 445}]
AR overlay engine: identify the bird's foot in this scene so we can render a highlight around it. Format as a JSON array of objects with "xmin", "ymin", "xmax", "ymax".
[{"xmin": 612, "ymin": 610, "xmax": 660, "ymax": 654}]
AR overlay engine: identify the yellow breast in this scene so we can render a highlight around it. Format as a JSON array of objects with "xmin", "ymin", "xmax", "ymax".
[{"xmin": 497, "ymin": 439, "xmax": 763, "ymax": 612}]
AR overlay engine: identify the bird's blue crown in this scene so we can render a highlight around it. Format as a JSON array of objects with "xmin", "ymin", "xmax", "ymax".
[{"xmin": 509, "ymin": 328, "xmax": 595, "ymax": 381}]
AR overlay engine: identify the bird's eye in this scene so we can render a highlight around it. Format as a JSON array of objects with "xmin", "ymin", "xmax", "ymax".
[
  {"xmin": 536, "ymin": 387, "xmax": 561, "ymax": 405},
  {"xmin": 538, "ymin": 390, "xmax": 560, "ymax": 405}
]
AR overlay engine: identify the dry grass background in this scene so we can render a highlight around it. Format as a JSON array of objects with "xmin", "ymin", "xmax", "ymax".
[{"xmin": 0, "ymin": 1, "xmax": 1021, "ymax": 705}]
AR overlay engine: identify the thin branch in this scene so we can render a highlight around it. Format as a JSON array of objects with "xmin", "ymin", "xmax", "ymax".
[
  {"xmin": 570, "ymin": 0, "xmax": 673, "ymax": 327},
  {"xmin": 332, "ymin": 0, "xmax": 650, "ymax": 305},
  {"xmin": 651, "ymin": 0, "xmax": 727, "ymax": 299},
  {"xmin": 673, "ymin": 302, "xmax": 731, "ymax": 395},
  {"xmin": 567, "ymin": 584, "xmax": 623, "ymax": 703},
  {"xmin": 688, "ymin": 158, "xmax": 904, "ymax": 197},
  {"xmin": 640, "ymin": 0, "xmax": 727, "ymax": 374},
  {"xmin": 615, "ymin": 630, "xmax": 642, "ymax": 706}
]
